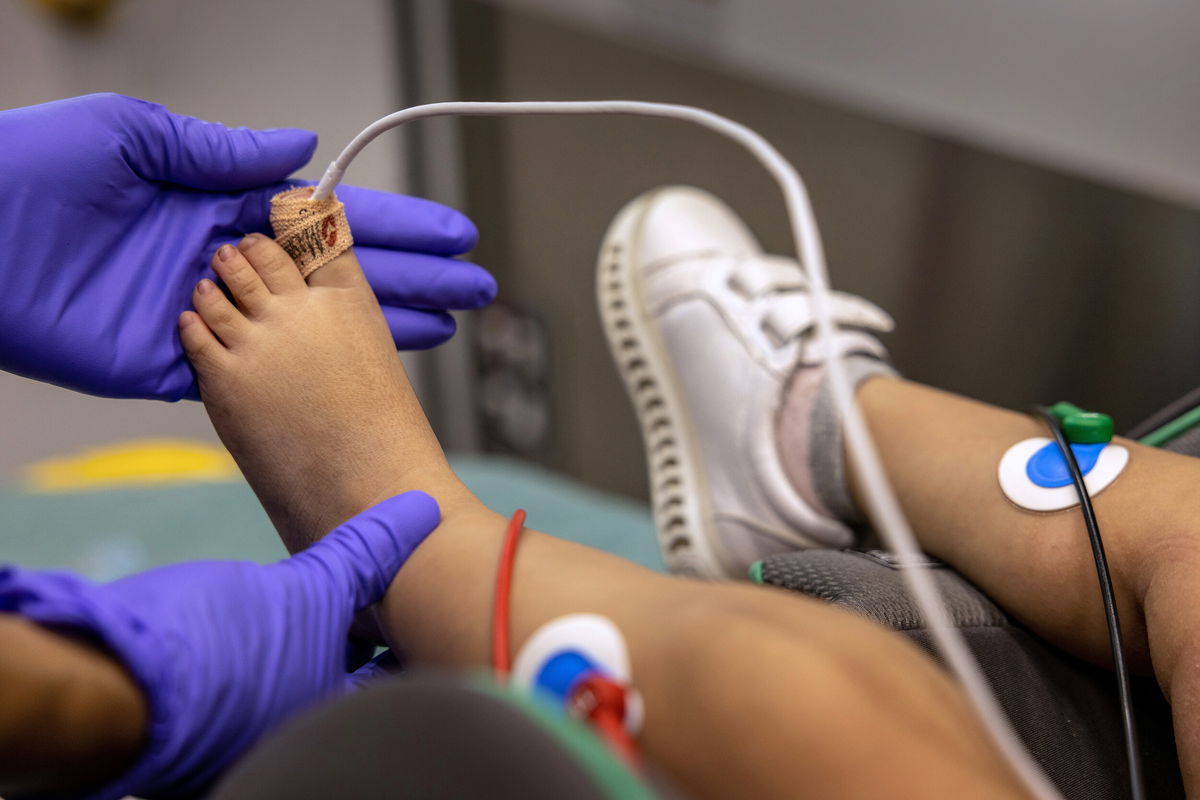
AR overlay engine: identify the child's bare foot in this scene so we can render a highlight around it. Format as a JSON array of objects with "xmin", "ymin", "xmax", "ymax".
[{"xmin": 179, "ymin": 235, "xmax": 478, "ymax": 551}]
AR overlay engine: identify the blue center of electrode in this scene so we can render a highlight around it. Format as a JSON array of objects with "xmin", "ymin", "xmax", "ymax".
[
  {"xmin": 534, "ymin": 649, "xmax": 598, "ymax": 705},
  {"xmin": 1026, "ymin": 442, "xmax": 1106, "ymax": 488}
]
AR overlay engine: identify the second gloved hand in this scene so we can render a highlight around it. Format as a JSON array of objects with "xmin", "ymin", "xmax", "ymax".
[
  {"xmin": 0, "ymin": 94, "xmax": 496, "ymax": 400},
  {"xmin": 0, "ymin": 491, "xmax": 439, "ymax": 800}
]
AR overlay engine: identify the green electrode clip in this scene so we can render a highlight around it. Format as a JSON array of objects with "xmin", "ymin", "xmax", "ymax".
[{"xmin": 1048, "ymin": 402, "xmax": 1114, "ymax": 445}]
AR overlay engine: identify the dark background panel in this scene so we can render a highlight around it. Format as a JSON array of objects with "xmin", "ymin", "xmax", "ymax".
[{"xmin": 454, "ymin": 0, "xmax": 1200, "ymax": 500}]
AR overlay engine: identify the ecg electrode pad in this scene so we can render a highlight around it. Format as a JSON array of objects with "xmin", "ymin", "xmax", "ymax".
[{"xmin": 998, "ymin": 437, "xmax": 1129, "ymax": 512}]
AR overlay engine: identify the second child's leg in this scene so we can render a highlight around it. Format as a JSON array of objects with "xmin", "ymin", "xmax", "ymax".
[
  {"xmin": 181, "ymin": 237, "xmax": 1026, "ymax": 800},
  {"xmin": 851, "ymin": 376, "xmax": 1200, "ymax": 791},
  {"xmin": 592, "ymin": 186, "xmax": 1200, "ymax": 791}
]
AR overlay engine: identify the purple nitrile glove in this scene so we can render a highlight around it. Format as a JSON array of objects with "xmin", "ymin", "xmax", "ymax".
[
  {"xmin": 0, "ymin": 94, "xmax": 496, "ymax": 400},
  {"xmin": 0, "ymin": 491, "xmax": 439, "ymax": 800}
]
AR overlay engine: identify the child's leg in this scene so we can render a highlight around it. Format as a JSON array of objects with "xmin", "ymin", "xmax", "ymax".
[
  {"xmin": 181, "ymin": 238, "xmax": 1024, "ymax": 800},
  {"xmin": 851, "ymin": 376, "xmax": 1200, "ymax": 790},
  {"xmin": 590, "ymin": 185, "xmax": 1199, "ymax": 788}
]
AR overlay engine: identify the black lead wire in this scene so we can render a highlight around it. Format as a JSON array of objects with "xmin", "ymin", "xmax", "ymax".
[{"xmin": 1033, "ymin": 406, "xmax": 1146, "ymax": 800}]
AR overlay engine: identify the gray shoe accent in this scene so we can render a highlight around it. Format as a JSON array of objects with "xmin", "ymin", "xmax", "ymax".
[{"xmin": 808, "ymin": 357, "xmax": 898, "ymax": 525}]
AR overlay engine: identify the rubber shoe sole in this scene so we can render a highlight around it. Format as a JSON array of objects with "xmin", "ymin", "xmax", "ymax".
[{"xmin": 596, "ymin": 190, "xmax": 732, "ymax": 579}]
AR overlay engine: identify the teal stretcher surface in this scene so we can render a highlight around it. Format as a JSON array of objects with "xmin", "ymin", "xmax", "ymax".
[{"xmin": 1, "ymin": 454, "xmax": 664, "ymax": 580}]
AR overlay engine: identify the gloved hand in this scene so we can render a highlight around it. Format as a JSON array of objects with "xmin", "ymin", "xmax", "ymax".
[
  {"xmin": 0, "ymin": 491, "xmax": 439, "ymax": 800},
  {"xmin": 0, "ymin": 94, "xmax": 495, "ymax": 400}
]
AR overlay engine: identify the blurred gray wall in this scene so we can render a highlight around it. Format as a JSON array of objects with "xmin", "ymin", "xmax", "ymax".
[
  {"xmin": 454, "ymin": 2, "xmax": 1200, "ymax": 501},
  {"xmin": 0, "ymin": 0, "xmax": 413, "ymax": 478},
  {"xmin": 3, "ymin": 0, "xmax": 1199, "ymax": 495},
  {"xmin": 491, "ymin": 0, "xmax": 1200, "ymax": 208}
]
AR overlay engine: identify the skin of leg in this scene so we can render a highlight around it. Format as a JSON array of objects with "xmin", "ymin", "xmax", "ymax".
[
  {"xmin": 852, "ymin": 376, "xmax": 1200, "ymax": 790},
  {"xmin": 181, "ymin": 239, "xmax": 1026, "ymax": 800},
  {"xmin": 0, "ymin": 616, "xmax": 146, "ymax": 794},
  {"xmin": 382, "ymin": 516, "xmax": 1025, "ymax": 800}
]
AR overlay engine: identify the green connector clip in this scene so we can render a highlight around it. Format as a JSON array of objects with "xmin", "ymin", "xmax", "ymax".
[{"xmin": 1048, "ymin": 401, "xmax": 1114, "ymax": 445}]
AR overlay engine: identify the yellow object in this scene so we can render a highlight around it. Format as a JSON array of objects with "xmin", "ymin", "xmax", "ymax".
[{"xmin": 22, "ymin": 439, "xmax": 240, "ymax": 492}]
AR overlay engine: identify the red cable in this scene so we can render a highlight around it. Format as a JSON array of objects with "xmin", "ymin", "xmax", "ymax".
[
  {"xmin": 492, "ymin": 508, "xmax": 527, "ymax": 679},
  {"xmin": 592, "ymin": 710, "xmax": 640, "ymax": 768},
  {"xmin": 492, "ymin": 511, "xmax": 641, "ymax": 767}
]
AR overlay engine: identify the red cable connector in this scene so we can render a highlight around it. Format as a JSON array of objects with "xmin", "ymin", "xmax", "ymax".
[{"xmin": 568, "ymin": 673, "xmax": 641, "ymax": 768}]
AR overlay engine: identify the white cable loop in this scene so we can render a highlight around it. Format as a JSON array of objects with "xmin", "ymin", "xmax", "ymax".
[{"xmin": 316, "ymin": 101, "xmax": 1060, "ymax": 800}]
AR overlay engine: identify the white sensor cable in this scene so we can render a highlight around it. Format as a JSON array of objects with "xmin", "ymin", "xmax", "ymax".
[{"xmin": 314, "ymin": 101, "xmax": 1061, "ymax": 800}]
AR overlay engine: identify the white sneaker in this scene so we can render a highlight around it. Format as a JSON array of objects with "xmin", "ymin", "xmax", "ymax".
[{"xmin": 596, "ymin": 186, "xmax": 893, "ymax": 579}]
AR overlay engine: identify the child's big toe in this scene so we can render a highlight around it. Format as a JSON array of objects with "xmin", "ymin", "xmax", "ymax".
[{"xmin": 305, "ymin": 250, "xmax": 370, "ymax": 291}]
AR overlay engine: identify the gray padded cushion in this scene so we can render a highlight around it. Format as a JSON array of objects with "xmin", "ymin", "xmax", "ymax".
[
  {"xmin": 760, "ymin": 549, "xmax": 1183, "ymax": 800},
  {"xmin": 760, "ymin": 549, "xmax": 1006, "ymax": 631},
  {"xmin": 1164, "ymin": 424, "xmax": 1200, "ymax": 458}
]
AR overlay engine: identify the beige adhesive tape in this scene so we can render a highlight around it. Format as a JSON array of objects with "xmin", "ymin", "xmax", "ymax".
[{"xmin": 269, "ymin": 186, "xmax": 354, "ymax": 278}]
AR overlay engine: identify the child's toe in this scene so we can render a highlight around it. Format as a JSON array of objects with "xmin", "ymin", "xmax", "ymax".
[
  {"xmin": 237, "ymin": 234, "xmax": 307, "ymax": 294},
  {"xmin": 193, "ymin": 279, "xmax": 250, "ymax": 346},
  {"xmin": 213, "ymin": 243, "xmax": 271, "ymax": 314},
  {"xmin": 178, "ymin": 311, "xmax": 228, "ymax": 371},
  {"xmin": 306, "ymin": 250, "xmax": 370, "ymax": 291}
]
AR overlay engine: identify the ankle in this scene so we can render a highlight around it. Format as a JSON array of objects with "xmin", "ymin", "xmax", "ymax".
[
  {"xmin": 352, "ymin": 458, "xmax": 487, "ymax": 524},
  {"xmin": 777, "ymin": 359, "xmax": 897, "ymax": 524},
  {"xmin": 843, "ymin": 373, "xmax": 900, "ymax": 514},
  {"xmin": 376, "ymin": 500, "xmax": 511, "ymax": 666},
  {"xmin": 267, "ymin": 456, "xmax": 484, "ymax": 551}
]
